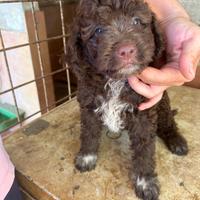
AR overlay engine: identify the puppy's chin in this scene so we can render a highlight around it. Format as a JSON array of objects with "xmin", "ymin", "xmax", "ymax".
[{"xmin": 108, "ymin": 64, "xmax": 144, "ymax": 80}]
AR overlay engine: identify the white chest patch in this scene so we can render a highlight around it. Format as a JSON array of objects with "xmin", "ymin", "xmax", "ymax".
[{"xmin": 95, "ymin": 79, "xmax": 133, "ymax": 133}]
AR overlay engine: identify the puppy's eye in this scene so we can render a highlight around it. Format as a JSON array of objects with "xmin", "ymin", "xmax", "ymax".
[
  {"xmin": 132, "ymin": 17, "xmax": 142, "ymax": 25},
  {"xmin": 95, "ymin": 27, "xmax": 104, "ymax": 34}
]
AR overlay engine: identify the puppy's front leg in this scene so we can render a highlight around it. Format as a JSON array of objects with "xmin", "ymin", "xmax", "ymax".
[
  {"xmin": 75, "ymin": 108, "xmax": 102, "ymax": 172},
  {"xmin": 128, "ymin": 120, "xmax": 159, "ymax": 200}
]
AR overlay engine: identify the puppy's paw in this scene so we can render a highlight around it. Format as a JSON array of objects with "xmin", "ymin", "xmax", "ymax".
[
  {"xmin": 75, "ymin": 153, "xmax": 97, "ymax": 172},
  {"xmin": 166, "ymin": 134, "xmax": 188, "ymax": 156},
  {"xmin": 135, "ymin": 176, "xmax": 159, "ymax": 200}
]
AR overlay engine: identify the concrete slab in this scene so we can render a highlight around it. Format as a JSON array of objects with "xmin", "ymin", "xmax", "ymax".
[{"xmin": 4, "ymin": 86, "xmax": 200, "ymax": 200}]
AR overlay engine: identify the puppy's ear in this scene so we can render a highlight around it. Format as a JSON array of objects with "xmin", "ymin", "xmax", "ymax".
[
  {"xmin": 65, "ymin": 19, "xmax": 83, "ymax": 79},
  {"xmin": 151, "ymin": 14, "xmax": 164, "ymax": 59}
]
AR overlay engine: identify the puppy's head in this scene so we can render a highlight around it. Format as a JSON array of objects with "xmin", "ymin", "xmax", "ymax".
[{"xmin": 66, "ymin": 0, "xmax": 163, "ymax": 79}]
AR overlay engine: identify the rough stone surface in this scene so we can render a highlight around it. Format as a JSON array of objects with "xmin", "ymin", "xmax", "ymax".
[{"xmin": 4, "ymin": 86, "xmax": 200, "ymax": 200}]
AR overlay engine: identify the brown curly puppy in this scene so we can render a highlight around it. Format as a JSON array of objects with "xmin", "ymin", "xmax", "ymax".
[{"xmin": 66, "ymin": 0, "xmax": 188, "ymax": 199}]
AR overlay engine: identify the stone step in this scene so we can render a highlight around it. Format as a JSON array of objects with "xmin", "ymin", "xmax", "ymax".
[{"xmin": 4, "ymin": 86, "xmax": 200, "ymax": 200}]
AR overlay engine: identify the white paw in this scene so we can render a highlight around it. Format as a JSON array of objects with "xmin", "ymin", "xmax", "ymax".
[
  {"xmin": 137, "ymin": 177, "xmax": 148, "ymax": 190},
  {"xmin": 75, "ymin": 153, "xmax": 97, "ymax": 172},
  {"xmin": 135, "ymin": 176, "xmax": 159, "ymax": 200}
]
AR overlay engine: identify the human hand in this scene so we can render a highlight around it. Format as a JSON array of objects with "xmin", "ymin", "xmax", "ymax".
[{"xmin": 128, "ymin": 17, "xmax": 200, "ymax": 110}]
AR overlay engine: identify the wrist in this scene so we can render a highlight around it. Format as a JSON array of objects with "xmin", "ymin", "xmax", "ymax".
[
  {"xmin": 159, "ymin": 12, "xmax": 190, "ymax": 27},
  {"xmin": 145, "ymin": 0, "xmax": 190, "ymax": 23},
  {"xmin": 159, "ymin": 15, "xmax": 190, "ymax": 30}
]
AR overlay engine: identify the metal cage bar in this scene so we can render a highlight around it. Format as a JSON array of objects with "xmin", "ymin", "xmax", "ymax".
[
  {"xmin": 1, "ymin": 91, "xmax": 76, "ymax": 133},
  {"xmin": 0, "ymin": 0, "xmax": 75, "ymax": 134},
  {"xmin": 30, "ymin": 1, "xmax": 50, "ymax": 111},
  {"xmin": 0, "ymin": 34, "xmax": 69, "ymax": 53},
  {"xmin": 0, "ymin": 66, "xmax": 69, "ymax": 96},
  {"xmin": 59, "ymin": 0, "xmax": 72, "ymax": 100},
  {"xmin": 0, "ymin": 31, "xmax": 22, "ymax": 124}
]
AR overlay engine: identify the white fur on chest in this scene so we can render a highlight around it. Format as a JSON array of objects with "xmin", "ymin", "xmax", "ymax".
[{"xmin": 95, "ymin": 79, "xmax": 133, "ymax": 133}]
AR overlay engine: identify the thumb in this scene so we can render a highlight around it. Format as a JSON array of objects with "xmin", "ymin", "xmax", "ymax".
[{"xmin": 179, "ymin": 38, "xmax": 199, "ymax": 81}]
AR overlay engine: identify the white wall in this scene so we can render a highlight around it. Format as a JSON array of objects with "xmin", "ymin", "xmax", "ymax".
[{"xmin": 0, "ymin": 3, "xmax": 41, "ymax": 120}]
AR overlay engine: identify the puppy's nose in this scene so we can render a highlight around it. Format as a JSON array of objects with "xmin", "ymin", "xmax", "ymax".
[{"xmin": 116, "ymin": 44, "xmax": 136, "ymax": 62}]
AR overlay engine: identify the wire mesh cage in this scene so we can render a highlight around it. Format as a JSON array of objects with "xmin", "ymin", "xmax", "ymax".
[{"xmin": 0, "ymin": 0, "xmax": 78, "ymax": 134}]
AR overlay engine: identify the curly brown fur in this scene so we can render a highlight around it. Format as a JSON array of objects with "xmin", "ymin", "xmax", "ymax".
[{"xmin": 65, "ymin": 0, "xmax": 188, "ymax": 199}]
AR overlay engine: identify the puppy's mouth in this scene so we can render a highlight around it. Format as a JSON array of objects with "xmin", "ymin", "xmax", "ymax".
[
  {"xmin": 118, "ymin": 63, "xmax": 142, "ymax": 75},
  {"xmin": 106, "ymin": 63, "xmax": 143, "ymax": 79}
]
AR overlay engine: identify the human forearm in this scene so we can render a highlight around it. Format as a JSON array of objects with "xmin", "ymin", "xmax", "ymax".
[{"xmin": 145, "ymin": 0, "xmax": 190, "ymax": 22}]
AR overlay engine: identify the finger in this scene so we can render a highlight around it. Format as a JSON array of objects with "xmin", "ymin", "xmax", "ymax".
[
  {"xmin": 138, "ymin": 93, "xmax": 163, "ymax": 111},
  {"xmin": 128, "ymin": 76, "xmax": 152, "ymax": 98},
  {"xmin": 138, "ymin": 66, "xmax": 187, "ymax": 86},
  {"xmin": 128, "ymin": 76, "xmax": 168, "ymax": 98},
  {"xmin": 179, "ymin": 37, "xmax": 200, "ymax": 80}
]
